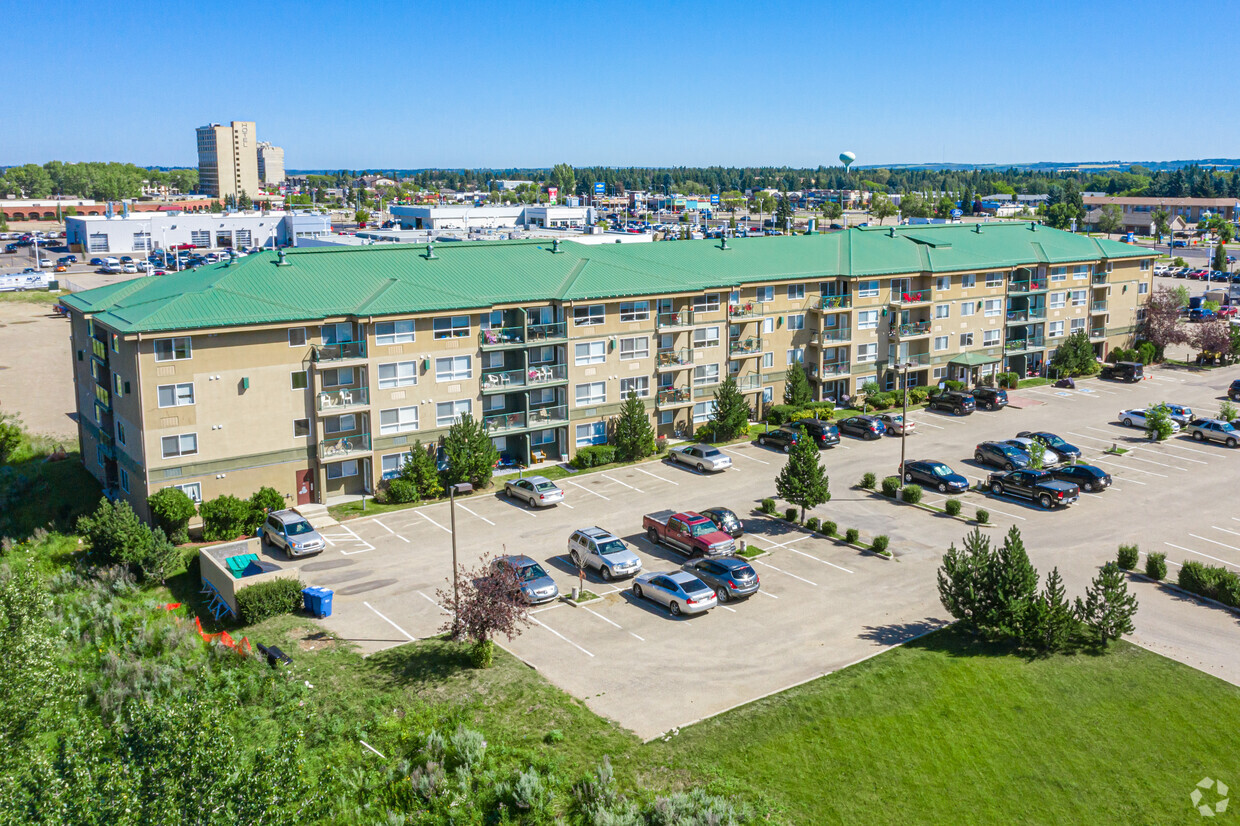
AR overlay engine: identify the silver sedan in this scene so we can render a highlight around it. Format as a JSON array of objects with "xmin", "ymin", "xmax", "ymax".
[
  {"xmin": 631, "ymin": 570, "xmax": 717, "ymax": 616},
  {"xmin": 503, "ymin": 475, "xmax": 564, "ymax": 507},
  {"xmin": 667, "ymin": 443, "xmax": 732, "ymax": 472}
]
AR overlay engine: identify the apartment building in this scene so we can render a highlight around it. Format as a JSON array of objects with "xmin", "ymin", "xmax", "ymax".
[
  {"xmin": 1083, "ymin": 196, "xmax": 1238, "ymax": 231},
  {"xmin": 256, "ymin": 141, "xmax": 286, "ymax": 186},
  {"xmin": 62, "ymin": 223, "xmax": 1153, "ymax": 517},
  {"xmin": 196, "ymin": 121, "xmax": 260, "ymax": 200}
]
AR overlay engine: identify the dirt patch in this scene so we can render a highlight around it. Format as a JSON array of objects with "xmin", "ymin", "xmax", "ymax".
[
  {"xmin": 0, "ymin": 302, "xmax": 76, "ymax": 440},
  {"xmin": 297, "ymin": 629, "xmax": 339, "ymax": 652}
]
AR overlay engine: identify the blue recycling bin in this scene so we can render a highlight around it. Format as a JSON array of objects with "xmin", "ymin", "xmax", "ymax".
[
  {"xmin": 302, "ymin": 586, "xmax": 322, "ymax": 616},
  {"xmin": 317, "ymin": 588, "xmax": 333, "ymax": 618}
]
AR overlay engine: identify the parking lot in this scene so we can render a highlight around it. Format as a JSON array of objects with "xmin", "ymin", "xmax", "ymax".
[{"xmin": 271, "ymin": 364, "xmax": 1240, "ymax": 739}]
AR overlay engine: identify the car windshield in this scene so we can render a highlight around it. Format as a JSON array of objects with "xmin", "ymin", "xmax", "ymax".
[
  {"xmin": 534, "ymin": 482, "xmax": 558, "ymax": 492},
  {"xmin": 1042, "ymin": 435, "xmax": 1066, "ymax": 448},
  {"xmin": 931, "ymin": 465, "xmax": 952, "ymax": 478},
  {"xmin": 690, "ymin": 522, "xmax": 717, "ymax": 537},
  {"xmin": 699, "ymin": 447, "xmax": 722, "ymax": 458},
  {"xmin": 598, "ymin": 540, "xmax": 628, "ymax": 555},
  {"xmin": 285, "ymin": 520, "xmax": 315, "ymax": 536},
  {"xmin": 516, "ymin": 563, "xmax": 548, "ymax": 582},
  {"xmin": 683, "ymin": 581, "xmax": 713, "ymax": 596}
]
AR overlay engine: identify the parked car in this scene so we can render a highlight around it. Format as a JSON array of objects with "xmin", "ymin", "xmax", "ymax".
[
  {"xmin": 119, "ymin": 256, "xmax": 134, "ymax": 264},
  {"xmin": 837, "ymin": 415, "xmax": 887, "ymax": 439},
  {"xmin": 899, "ymin": 460, "xmax": 969, "ymax": 493},
  {"xmin": 631, "ymin": 570, "xmax": 717, "ymax": 616},
  {"xmin": 1229, "ymin": 379, "xmax": 1240, "ymax": 401},
  {"xmin": 493, "ymin": 555, "xmax": 559, "ymax": 604},
  {"xmin": 1016, "ymin": 431, "xmax": 1082, "ymax": 461},
  {"xmin": 1163, "ymin": 404, "xmax": 1194, "ymax": 426},
  {"xmin": 121, "ymin": 263, "xmax": 138, "ymax": 273},
  {"xmin": 57, "ymin": 255, "xmax": 77, "ymax": 264},
  {"xmin": 876, "ymin": 413, "xmax": 916, "ymax": 435},
  {"xmin": 643, "ymin": 510, "xmax": 737, "ymax": 557},
  {"xmin": 1047, "ymin": 464, "xmax": 1112, "ymax": 492},
  {"xmin": 788, "ymin": 417, "xmax": 841, "ymax": 448},
  {"xmin": 927, "ymin": 390, "xmax": 976, "ymax": 416},
  {"xmin": 700, "ymin": 506, "xmax": 744, "ymax": 538},
  {"xmin": 972, "ymin": 386, "xmax": 1009, "ymax": 411},
  {"xmin": 1184, "ymin": 418, "xmax": 1240, "ymax": 447},
  {"xmin": 54, "ymin": 264, "xmax": 68, "ymax": 273},
  {"xmin": 259, "ymin": 509, "xmax": 326, "ymax": 558},
  {"xmin": 681, "ymin": 557, "xmax": 760, "ymax": 603},
  {"xmin": 567, "ymin": 527, "xmax": 643, "ymax": 580},
  {"xmin": 1188, "ymin": 307, "xmax": 1217, "ymax": 323},
  {"xmin": 1118, "ymin": 408, "xmax": 1182, "ymax": 432},
  {"xmin": 756, "ymin": 426, "xmax": 802, "ymax": 452},
  {"xmin": 503, "ymin": 475, "xmax": 564, "ymax": 508},
  {"xmin": 974, "ymin": 441, "xmax": 1031, "ymax": 470},
  {"xmin": 1100, "ymin": 361, "xmax": 1144, "ymax": 382},
  {"xmin": 987, "ymin": 469, "xmax": 1080, "ymax": 509},
  {"xmin": 667, "ymin": 443, "xmax": 732, "ymax": 472},
  {"xmin": 1001, "ymin": 437, "xmax": 1060, "ymax": 465}
]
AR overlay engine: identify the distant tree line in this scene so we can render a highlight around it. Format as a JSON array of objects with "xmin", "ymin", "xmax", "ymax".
[{"xmin": 0, "ymin": 162, "xmax": 198, "ymax": 201}]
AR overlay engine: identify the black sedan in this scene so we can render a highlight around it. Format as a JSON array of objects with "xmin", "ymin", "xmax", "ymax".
[
  {"xmin": 756, "ymin": 427, "xmax": 800, "ymax": 452},
  {"xmin": 1016, "ymin": 431, "xmax": 1082, "ymax": 462},
  {"xmin": 1047, "ymin": 463, "xmax": 1112, "ymax": 492},
  {"xmin": 700, "ymin": 507, "xmax": 744, "ymax": 538},
  {"xmin": 900, "ymin": 460, "xmax": 970, "ymax": 493},
  {"xmin": 837, "ymin": 415, "xmax": 886, "ymax": 440},
  {"xmin": 974, "ymin": 441, "xmax": 1031, "ymax": 471}
]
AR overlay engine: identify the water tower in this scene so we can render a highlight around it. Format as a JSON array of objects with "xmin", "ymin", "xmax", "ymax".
[{"xmin": 839, "ymin": 151, "xmax": 856, "ymax": 173}]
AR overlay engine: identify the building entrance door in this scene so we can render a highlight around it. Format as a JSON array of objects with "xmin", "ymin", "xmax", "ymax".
[{"xmin": 295, "ymin": 469, "xmax": 313, "ymax": 505}]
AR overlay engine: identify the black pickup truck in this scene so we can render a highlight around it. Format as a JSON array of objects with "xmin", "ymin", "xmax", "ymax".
[{"xmin": 986, "ymin": 469, "xmax": 1080, "ymax": 509}]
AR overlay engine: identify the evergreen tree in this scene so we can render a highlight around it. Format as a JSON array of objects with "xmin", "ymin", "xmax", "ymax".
[
  {"xmin": 1075, "ymin": 562, "xmax": 1139, "ymax": 645},
  {"xmin": 442, "ymin": 414, "xmax": 498, "ymax": 489},
  {"xmin": 783, "ymin": 361, "xmax": 812, "ymax": 406},
  {"xmin": 937, "ymin": 528, "xmax": 994, "ymax": 627},
  {"xmin": 1049, "ymin": 329, "xmax": 1098, "ymax": 377},
  {"xmin": 613, "ymin": 392, "xmax": 655, "ymax": 461},
  {"xmin": 986, "ymin": 526, "xmax": 1040, "ymax": 641},
  {"xmin": 710, "ymin": 376, "xmax": 751, "ymax": 441},
  {"xmin": 400, "ymin": 440, "xmax": 444, "ymax": 500},
  {"xmin": 774, "ymin": 426, "xmax": 830, "ymax": 522},
  {"xmin": 1213, "ymin": 241, "xmax": 1228, "ymax": 274},
  {"xmin": 1031, "ymin": 566, "xmax": 1077, "ymax": 652}
]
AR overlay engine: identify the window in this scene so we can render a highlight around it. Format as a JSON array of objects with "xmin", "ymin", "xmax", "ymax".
[
  {"xmin": 935, "ymin": 304, "xmax": 950, "ymax": 318},
  {"xmin": 1050, "ymin": 267, "xmax": 1067, "ymax": 282},
  {"xmin": 531, "ymin": 429, "xmax": 557, "ymax": 446},
  {"xmin": 693, "ymin": 327, "xmax": 720, "ymax": 348},
  {"xmin": 786, "ymin": 284, "xmax": 805, "ymax": 300},
  {"xmin": 620, "ymin": 376, "xmax": 649, "ymax": 398},
  {"xmin": 436, "ymin": 400, "xmax": 471, "ymax": 426},
  {"xmin": 1050, "ymin": 292, "xmax": 1066, "ymax": 309},
  {"xmin": 291, "ymin": 371, "xmax": 308, "ymax": 390},
  {"xmin": 1140, "ymin": 260, "xmax": 1151, "ymax": 272},
  {"xmin": 693, "ymin": 401, "xmax": 715, "ymax": 424},
  {"xmin": 87, "ymin": 233, "xmax": 109, "ymax": 253},
  {"xmin": 435, "ymin": 355, "xmax": 472, "ymax": 381},
  {"xmin": 376, "ymin": 320, "xmax": 415, "ymax": 345},
  {"xmin": 788, "ymin": 314, "xmax": 805, "ymax": 331},
  {"xmin": 172, "ymin": 482, "xmax": 202, "ymax": 503},
  {"xmin": 575, "ymin": 382, "xmax": 606, "ymax": 406},
  {"xmin": 379, "ymin": 406, "xmax": 418, "ymax": 435},
  {"xmin": 154, "ymin": 337, "xmax": 192, "ymax": 362},
  {"xmin": 321, "ymin": 367, "xmax": 354, "ymax": 387},
  {"xmin": 321, "ymin": 322, "xmax": 353, "ymax": 344},
  {"xmin": 985, "ymin": 272, "xmax": 1002, "ymax": 288},
  {"xmin": 113, "ymin": 373, "xmax": 124, "ymax": 398},
  {"xmin": 288, "ymin": 328, "xmax": 307, "ymax": 347},
  {"xmin": 961, "ymin": 274, "xmax": 976, "ymax": 289},
  {"xmin": 293, "ymin": 418, "xmax": 310, "ymax": 437},
  {"xmin": 856, "ymin": 343, "xmax": 877, "ymax": 363},
  {"xmin": 327, "ymin": 460, "xmax": 359, "ymax": 480},
  {"xmin": 119, "ymin": 468, "xmax": 130, "ymax": 493},
  {"xmin": 983, "ymin": 329, "xmax": 1000, "ymax": 346},
  {"xmin": 576, "ymin": 421, "xmax": 607, "ymax": 447},
  {"xmin": 960, "ymin": 332, "xmax": 974, "ymax": 347},
  {"xmin": 694, "ymin": 363, "xmax": 720, "ymax": 385},
  {"xmin": 378, "ymin": 361, "xmax": 417, "ymax": 388},
  {"xmin": 116, "ymin": 421, "xmax": 126, "ymax": 446},
  {"xmin": 857, "ymin": 310, "xmax": 879, "ymax": 330},
  {"xmin": 984, "ymin": 298, "xmax": 1002, "ymax": 317},
  {"xmin": 933, "ymin": 366, "xmax": 946, "ymax": 380},
  {"xmin": 325, "ymin": 414, "xmax": 356, "ymax": 434},
  {"xmin": 432, "ymin": 316, "xmax": 469, "ymax": 339},
  {"xmin": 1049, "ymin": 321, "xmax": 1065, "ymax": 337},
  {"xmin": 1070, "ymin": 318, "xmax": 1086, "ymax": 333},
  {"xmin": 785, "ymin": 349, "xmax": 804, "ymax": 365},
  {"xmin": 934, "ymin": 336, "xmax": 949, "ymax": 351},
  {"xmin": 619, "ymin": 301, "xmax": 649, "ymax": 322},
  {"xmin": 235, "ymin": 229, "xmax": 251, "ymax": 248},
  {"xmin": 960, "ymin": 302, "xmax": 975, "ymax": 317},
  {"xmin": 619, "ymin": 337, "xmax": 648, "ymax": 360},
  {"xmin": 1070, "ymin": 289, "xmax": 1087, "ymax": 307},
  {"xmin": 573, "ymin": 305, "xmax": 604, "ymax": 326},
  {"xmin": 1138, "ymin": 282, "xmax": 1149, "ymax": 295},
  {"xmin": 762, "ymin": 352, "xmax": 774, "ymax": 368},
  {"xmin": 161, "ymin": 433, "xmax": 197, "ymax": 458},
  {"xmin": 693, "ymin": 293, "xmax": 721, "ymax": 312},
  {"xmin": 381, "ymin": 452, "xmax": 411, "ymax": 480},
  {"xmin": 762, "ymin": 387, "xmax": 773, "ymax": 404},
  {"xmin": 660, "ymin": 411, "xmax": 674, "ymax": 425},
  {"xmin": 1073, "ymin": 265, "xmax": 1089, "ymax": 280},
  {"xmin": 763, "ymin": 317, "xmax": 775, "ymax": 334},
  {"xmin": 935, "ymin": 276, "xmax": 950, "ymax": 292},
  {"xmin": 574, "ymin": 340, "xmax": 606, "ymax": 364},
  {"xmin": 859, "ymin": 280, "xmax": 879, "ymax": 298},
  {"xmin": 756, "ymin": 286, "xmax": 774, "ymax": 303},
  {"xmin": 157, "ymin": 383, "xmax": 194, "ymax": 407}
]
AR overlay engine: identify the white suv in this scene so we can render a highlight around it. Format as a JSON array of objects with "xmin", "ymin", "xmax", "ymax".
[
  {"xmin": 567, "ymin": 527, "xmax": 643, "ymax": 581},
  {"xmin": 260, "ymin": 509, "xmax": 326, "ymax": 558}
]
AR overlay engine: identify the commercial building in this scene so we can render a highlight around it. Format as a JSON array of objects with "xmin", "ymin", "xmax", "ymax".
[
  {"xmin": 1, "ymin": 198, "xmax": 218, "ymax": 222},
  {"xmin": 62, "ymin": 223, "xmax": 1152, "ymax": 517},
  {"xmin": 65, "ymin": 211, "xmax": 331, "ymax": 254},
  {"xmin": 1082, "ymin": 196, "xmax": 1239, "ymax": 232},
  {"xmin": 196, "ymin": 121, "xmax": 260, "ymax": 200},
  {"xmin": 389, "ymin": 204, "xmax": 589, "ymax": 231},
  {"xmin": 256, "ymin": 142, "xmax": 286, "ymax": 186}
]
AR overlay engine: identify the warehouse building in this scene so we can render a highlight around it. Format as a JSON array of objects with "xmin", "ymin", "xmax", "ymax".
[{"xmin": 65, "ymin": 210, "xmax": 332, "ymax": 254}]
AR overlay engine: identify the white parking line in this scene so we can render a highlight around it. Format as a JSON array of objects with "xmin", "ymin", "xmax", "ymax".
[
  {"xmin": 1089, "ymin": 456, "xmax": 1168, "ymax": 478},
  {"xmin": 909, "ymin": 418, "xmax": 945, "ymax": 429},
  {"xmin": 1121, "ymin": 453, "xmax": 1189, "ymax": 472},
  {"xmin": 417, "ymin": 510, "xmax": 452, "ymax": 533},
  {"xmin": 1166, "ymin": 542, "xmax": 1240, "ymax": 569},
  {"xmin": 582, "ymin": 605, "xmax": 623, "ymax": 629},
  {"xmin": 1188, "ymin": 534, "xmax": 1240, "ymax": 556},
  {"xmin": 531, "ymin": 616, "xmax": 595, "ymax": 657},
  {"xmin": 602, "ymin": 473, "xmax": 643, "ymax": 493},
  {"xmin": 1212, "ymin": 526, "xmax": 1240, "ymax": 539},
  {"xmin": 1162, "ymin": 441, "xmax": 1221, "ymax": 457},
  {"xmin": 457, "ymin": 504, "xmax": 496, "ymax": 526},
  {"xmin": 629, "ymin": 632, "xmax": 645, "ymax": 641},
  {"xmin": 363, "ymin": 601, "xmax": 416, "ymax": 641},
  {"xmin": 1139, "ymin": 550, "xmax": 1182, "ymax": 568},
  {"xmin": 752, "ymin": 559, "xmax": 818, "ymax": 586},
  {"xmin": 633, "ymin": 466, "xmax": 679, "ymax": 485},
  {"xmin": 1132, "ymin": 446, "xmax": 1207, "ymax": 465},
  {"xmin": 531, "ymin": 602, "xmax": 565, "ymax": 614},
  {"xmin": 561, "ymin": 478, "xmax": 611, "ymax": 500},
  {"xmin": 370, "ymin": 518, "xmax": 410, "ymax": 543},
  {"xmin": 336, "ymin": 524, "xmax": 376, "ymax": 555},
  {"xmin": 719, "ymin": 446, "xmax": 770, "ymax": 464},
  {"xmin": 786, "ymin": 546, "xmax": 855, "ymax": 574},
  {"xmin": 418, "ymin": 591, "xmax": 449, "ymax": 613},
  {"xmin": 756, "ymin": 589, "xmax": 780, "ymax": 599},
  {"xmin": 562, "ymin": 502, "xmax": 575, "ymax": 509}
]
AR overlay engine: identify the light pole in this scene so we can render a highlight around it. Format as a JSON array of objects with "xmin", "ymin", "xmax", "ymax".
[
  {"xmin": 897, "ymin": 362, "xmax": 911, "ymax": 485},
  {"xmin": 448, "ymin": 481, "xmax": 473, "ymax": 635}
]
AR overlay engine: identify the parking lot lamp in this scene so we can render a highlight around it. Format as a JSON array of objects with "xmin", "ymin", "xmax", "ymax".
[
  {"xmin": 449, "ymin": 482, "xmax": 473, "ymax": 635},
  {"xmin": 898, "ymin": 362, "xmax": 911, "ymax": 485}
]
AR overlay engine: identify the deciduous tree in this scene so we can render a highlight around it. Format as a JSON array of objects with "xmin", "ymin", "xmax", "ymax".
[
  {"xmin": 869, "ymin": 193, "xmax": 897, "ymax": 225},
  {"xmin": 437, "ymin": 552, "xmax": 532, "ymax": 664}
]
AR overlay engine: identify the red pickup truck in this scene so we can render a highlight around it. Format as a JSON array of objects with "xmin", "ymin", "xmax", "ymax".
[{"xmin": 642, "ymin": 510, "xmax": 738, "ymax": 557}]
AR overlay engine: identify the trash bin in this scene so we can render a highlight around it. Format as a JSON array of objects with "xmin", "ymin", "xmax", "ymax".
[
  {"xmin": 317, "ymin": 588, "xmax": 333, "ymax": 618},
  {"xmin": 302, "ymin": 586, "xmax": 322, "ymax": 616}
]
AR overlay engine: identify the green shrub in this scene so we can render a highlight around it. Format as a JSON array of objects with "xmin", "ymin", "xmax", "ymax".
[
  {"xmin": 760, "ymin": 497, "xmax": 776, "ymax": 514},
  {"xmin": 998, "ymin": 372, "xmax": 1020, "ymax": 389},
  {"xmin": 248, "ymin": 486, "xmax": 284, "ymax": 518},
  {"xmin": 945, "ymin": 498, "xmax": 962, "ymax": 517},
  {"xmin": 1117, "ymin": 543, "xmax": 1139, "ymax": 570},
  {"xmin": 386, "ymin": 478, "xmax": 418, "ymax": 504},
  {"xmin": 975, "ymin": 508, "xmax": 990, "ymax": 524},
  {"xmin": 469, "ymin": 639, "xmax": 495, "ymax": 668},
  {"xmin": 235, "ymin": 577, "xmax": 303, "ymax": 624},
  {"xmin": 860, "ymin": 471, "xmax": 877, "ymax": 489},
  {"xmin": 140, "ymin": 528, "xmax": 182, "ymax": 585},
  {"xmin": 880, "ymin": 476, "xmax": 901, "ymax": 498},
  {"xmin": 805, "ymin": 401, "xmax": 836, "ymax": 414},
  {"xmin": 821, "ymin": 520, "xmax": 837, "ymax": 537},
  {"xmin": 901, "ymin": 484, "xmax": 923, "ymax": 505},
  {"xmin": 571, "ymin": 444, "xmax": 616, "ymax": 469},
  {"xmin": 943, "ymin": 380, "xmax": 965, "ymax": 392},
  {"xmin": 543, "ymin": 729, "xmax": 565, "ymax": 745},
  {"xmin": 765, "ymin": 404, "xmax": 799, "ymax": 425},
  {"xmin": 146, "ymin": 487, "xmax": 196, "ymax": 545},
  {"xmin": 77, "ymin": 498, "xmax": 153, "ymax": 566},
  {"xmin": 199, "ymin": 494, "xmax": 253, "ymax": 542},
  {"xmin": 909, "ymin": 387, "xmax": 930, "ymax": 404},
  {"xmin": 1178, "ymin": 561, "xmax": 1240, "ymax": 607},
  {"xmin": 870, "ymin": 535, "xmax": 890, "ymax": 554},
  {"xmin": 784, "ymin": 507, "xmax": 797, "ymax": 522},
  {"xmin": 844, "ymin": 527, "xmax": 859, "ymax": 544},
  {"xmin": 1145, "ymin": 552, "xmax": 1167, "ymax": 581},
  {"xmin": 805, "ymin": 516, "xmax": 820, "ymax": 532},
  {"xmin": 1137, "ymin": 341, "xmax": 1156, "ymax": 365}
]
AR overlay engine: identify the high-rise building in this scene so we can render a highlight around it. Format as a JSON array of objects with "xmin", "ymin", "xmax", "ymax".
[
  {"xmin": 196, "ymin": 121, "xmax": 260, "ymax": 201},
  {"xmin": 257, "ymin": 141, "xmax": 285, "ymax": 186}
]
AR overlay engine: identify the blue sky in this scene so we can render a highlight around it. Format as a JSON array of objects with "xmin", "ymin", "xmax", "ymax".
[{"xmin": 6, "ymin": 0, "xmax": 1229, "ymax": 169}]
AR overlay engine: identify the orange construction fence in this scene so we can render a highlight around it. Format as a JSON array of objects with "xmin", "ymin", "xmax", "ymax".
[{"xmin": 194, "ymin": 616, "xmax": 253, "ymax": 657}]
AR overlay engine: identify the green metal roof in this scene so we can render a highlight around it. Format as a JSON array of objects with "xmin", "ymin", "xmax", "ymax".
[
  {"xmin": 949, "ymin": 351, "xmax": 1003, "ymax": 367},
  {"xmin": 62, "ymin": 223, "xmax": 1153, "ymax": 335}
]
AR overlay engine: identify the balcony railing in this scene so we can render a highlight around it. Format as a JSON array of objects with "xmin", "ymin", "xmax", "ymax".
[
  {"xmin": 484, "ymin": 411, "xmax": 526, "ymax": 434},
  {"xmin": 820, "ymin": 361, "xmax": 851, "ymax": 376},
  {"xmin": 317, "ymin": 387, "xmax": 370, "ymax": 412},
  {"xmin": 313, "ymin": 341, "xmax": 367, "ymax": 362},
  {"xmin": 657, "ymin": 348, "xmax": 693, "ymax": 368},
  {"xmin": 1090, "ymin": 328, "xmax": 1107, "ymax": 340},
  {"xmin": 1091, "ymin": 301, "xmax": 1108, "ymax": 314},
  {"xmin": 896, "ymin": 320, "xmax": 932, "ymax": 337},
  {"xmin": 735, "ymin": 374, "xmax": 761, "ymax": 391},
  {"xmin": 482, "ymin": 368, "xmax": 528, "ymax": 391},
  {"xmin": 729, "ymin": 336, "xmax": 762, "ymax": 355},
  {"xmin": 528, "ymin": 404, "xmax": 569, "ymax": 426},
  {"xmin": 815, "ymin": 294, "xmax": 851, "ymax": 311},
  {"xmin": 728, "ymin": 303, "xmax": 763, "ymax": 320},
  {"xmin": 1009, "ymin": 279, "xmax": 1049, "ymax": 293},
  {"xmin": 890, "ymin": 290, "xmax": 931, "ymax": 305},
  {"xmin": 527, "ymin": 363, "xmax": 568, "ymax": 385},
  {"xmin": 1006, "ymin": 307, "xmax": 1047, "ymax": 323},
  {"xmin": 319, "ymin": 432, "xmax": 371, "ymax": 460},
  {"xmin": 1005, "ymin": 335, "xmax": 1046, "ymax": 352},
  {"xmin": 657, "ymin": 387, "xmax": 693, "ymax": 405},
  {"xmin": 479, "ymin": 327, "xmax": 526, "ymax": 348},
  {"xmin": 895, "ymin": 353, "xmax": 932, "ymax": 367},
  {"xmin": 657, "ymin": 310, "xmax": 695, "ymax": 328},
  {"xmin": 1093, "ymin": 272, "xmax": 1108, "ymax": 285},
  {"xmin": 527, "ymin": 321, "xmax": 567, "ymax": 342},
  {"xmin": 817, "ymin": 328, "xmax": 852, "ymax": 343}
]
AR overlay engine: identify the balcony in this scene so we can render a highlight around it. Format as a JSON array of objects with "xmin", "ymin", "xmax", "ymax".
[
  {"xmin": 813, "ymin": 294, "xmax": 851, "ymax": 312},
  {"xmin": 1091, "ymin": 301, "xmax": 1108, "ymax": 314},
  {"xmin": 1005, "ymin": 335, "xmax": 1046, "ymax": 353},
  {"xmin": 528, "ymin": 404, "xmax": 569, "ymax": 427},
  {"xmin": 657, "ymin": 348, "xmax": 693, "ymax": 370},
  {"xmin": 319, "ymin": 432, "xmax": 371, "ymax": 461},
  {"xmin": 1006, "ymin": 307, "xmax": 1047, "ymax": 323},
  {"xmin": 890, "ymin": 289, "xmax": 932, "ymax": 306},
  {"xmin": 313, "ymin": 341, "xmax": 367, "ymax": 362},
  {"xmin": 657, "ymin": 310, "xmax": 695, "ymax": 328},
  {"xmin": 656, "ymin": 387, "xmax": 693, "ymax": 407},
  {"xmin": 317, "ymin": 387, "xmax": 370, "ymax": 412},
  {"xmin": 728, "ymin": 303, "xmax": 763, "ymax": 320},
  {"xmin": 893, "ymin": 353, "xmax": 932, "ymax": 367},
  {"xmin": 479, "ymin": 327, "xmax": 526, "ymax": 349},
  {"xmin": 895, "ymin": 320, "xmax": 932, "ymax": 338},
  {"xmin": 729, "ymin": 336, "xmax": 762, "ymax": 357},
  {"xmin": 93, "ymin": 383, "xmax": 111, "ymax": 412},
  {"xmin": 484, "ymin": 411, "xmax": 526, "ymax": 434},
  {"xmin": 482, "ymin": 368, "xmax": 528, "ymax": 393},
  {"xmin": 813, "ymin": 327, "xmax": 853, "ymax": 345},
  {"xmin": 1009, "ymin": 279, "xmax": 1049, "ymax": 293},
  {"xmin": 527, "ymin": 321, "xmax": 567, "ymax": 343},
  {"xmin": 735, "ymin": 374, "xmax": 762, "ymax": 391},
  {"xmin": 526, "ymin": 363, "xmax": 568, "ymax": 386},
  {"xmin": 820, "ymin": 360, "xmax": 851, "ymax": 376},
  {"xmin": 1090, "ymin": 327, "xmax": 1107, "ymax": 341},
  {"xmin": 1093, "ymin": 272, "xmax": 1108, "ymax": 285}
]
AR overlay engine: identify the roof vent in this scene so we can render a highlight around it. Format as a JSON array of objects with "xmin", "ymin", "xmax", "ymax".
[
  {"xmin": 425, "ymin": 242, "xmax": 437, "ymax": 260},
  {"xmin": 1030, "ymin": 221, "xmax": 1038, "ymax": 231},
  {"xmin": 974, "ymin": 223, "xmax": 982, "ymax": 234},
  {"xmin": 552, "ymin": 238, "xmax": 560, "ymax": 253},
  {"xmin": 720, "ymin": 237, "xmax": 730, "ymax": 250},
  {"xmin": 888, "ymin": 227, "xmax": 895, "ymax": 238},
  {"xmin": 276, "ymin": 249, "xmax": 290, "ymax": 267}
]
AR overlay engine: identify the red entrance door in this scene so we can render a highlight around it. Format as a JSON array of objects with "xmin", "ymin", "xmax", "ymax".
[{"xmin": 295, "ymin": 469, "xmax": 313, "ymax": 505}]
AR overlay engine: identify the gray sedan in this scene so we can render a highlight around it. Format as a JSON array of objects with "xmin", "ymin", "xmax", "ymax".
[
  {"xmin": 631, "ymin": 570, "xmax": 717, "ymax": 616},
  {"xmin": 667, "ymin": 443, "xmax": 732, "ymax": 472},
  {"xmin": 504, "ymin": 475, "xmax": 564, "ymax": 507},
  {"xmin": 681, "ymin": 557, "xmax": 760, "ymax": 603}
]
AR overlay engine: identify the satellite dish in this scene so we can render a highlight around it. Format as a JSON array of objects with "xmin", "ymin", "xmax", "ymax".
[{"xmin": 839, "ymin": 151, "xmax": 856, "ymax": 173}]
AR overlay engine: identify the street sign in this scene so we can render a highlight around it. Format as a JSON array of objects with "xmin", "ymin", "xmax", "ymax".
[
  {"xmin": 710, "ymin": 193, "xmax": 719, "ymax": 206},
  {"xmin": 548, "ymin": 187, "xmax": 558, "ymax": 204},
  {"xmin": 594, "ymin": 182, "xmax": 605, "ymax": 196},
  {"xmin": 950, "ymin": 209, "xmax": 963, "ymax": 219}
]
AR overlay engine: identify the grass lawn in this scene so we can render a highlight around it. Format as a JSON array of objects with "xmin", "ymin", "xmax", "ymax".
[
  {"xmin": 0, "ymin": 430, "xmax": 100, "ymax": 539},
  {"xmin": 657, "ymin": 626, "xmax": 1240, "ymax": 823},
  {"xmin": 1018, "ymin": 376, "xmax": 1052, "ymax": 388},
  {"xmin": 0, "ymin": 289, "xmax": 68, "ymax": 305}
]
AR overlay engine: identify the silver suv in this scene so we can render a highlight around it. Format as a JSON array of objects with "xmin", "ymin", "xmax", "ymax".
[
  {"xmin": 567, "ymin": 527, "xmax": 643, "ymax": 581},
  {"xmin": 260, "ymin": 509, "xmax": 326, "ymax": 557},
  {"xmin": 1185, "ymin": 418, "xmax": 1239, "ymax": 448}
]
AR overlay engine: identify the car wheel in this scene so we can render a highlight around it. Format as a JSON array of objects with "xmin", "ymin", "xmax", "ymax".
[
  {"xmin": 1123, "ymin": 418, "xmax": 1133, "ymax": 427},
  {"xmin": 669, "ymin": 601, "xmax": 682, "ymax": 616},
  {"xmin": 938, "ymin": 483, "xmax": 948, "ymax": 493},
  {"xmin": 783, "ymin": 444, "xmax": 791, "ymax": 453},
  {"xmin": 1083, "ymin": 481, "xmax": 1094, "ymax": 492},
  {"xmin": 505, "ymin": 487, "xmax": 513, "ymax": 498},
  {"xmin": 1004, "ymin": 462, "xmax": 1014, "ymax": 471},
  {"xmin": 570, "ymin": 551, "xmax": 581, "ymax": 568},
  {"xmin": 1194, "ymin": 431, "xmax": 1205, "ymax": 441},
  {"xmin": 867, "ymin": 432, "xmax": 878, "ymax": 440},
  {"xmin": 697, "ymin": 463, "xmax": 706, "ymax": 472},
  {"xmin": 715, "ymin": 586, "xmax": 729, "ymax": 603},
  {"xmin": 647, "ymin": 527, "xmax": 660, "ymax": 546},
  {"xmin": 632, "ymin": 584, "xmax": 643, "ymax": 599},
  {"xmin": 954, "ymin": 407, "xmax": 964, "ymax": 416},
  {"xmin": 1229, "ymin": 438, "xmax": 1238, "ymax": 448},
  {"xmin": 600, "ymin": 566, "xmax": 612, "ymax": 582},
  {"xmin": 1039, "ymin": 494, "xmax": 1054, "ymax": 509},
  {"xmin": 904, "ymin": 472, "xmax": 914, "ymax": 483},
  {"xmin": 990, "ymin": 482, "xmax": 1003, "ymax": 494},
  {"xmin": 974, "ymin": 451, "xmax": 985, "ymax": 463}
]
